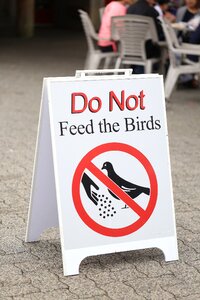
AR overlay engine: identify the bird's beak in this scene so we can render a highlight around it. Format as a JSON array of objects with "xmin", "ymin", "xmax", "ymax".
[{"xmin": 101, "ymin": 165, "xmax": 105, "ymax": 170}]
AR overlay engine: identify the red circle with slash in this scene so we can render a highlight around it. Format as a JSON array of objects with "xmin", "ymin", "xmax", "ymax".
[{"xmin": 72, "ymin": 142, "xmax": 158, "ymax": 237}]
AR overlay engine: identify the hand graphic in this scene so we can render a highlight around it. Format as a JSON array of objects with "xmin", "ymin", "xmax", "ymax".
[{"xmin": 81, "ymin": 173, "xmax": 99, "ymax": 205}]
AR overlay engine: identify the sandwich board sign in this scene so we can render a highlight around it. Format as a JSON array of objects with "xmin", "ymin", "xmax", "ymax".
[{"xmin": 26, "ymin": 69, "xmax": 179, "ymax": 276}]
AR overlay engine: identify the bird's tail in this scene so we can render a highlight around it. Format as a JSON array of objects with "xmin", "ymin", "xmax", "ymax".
[{"xmin": 143, "ymin": 187, "xmax": 150, "ymax": 195}]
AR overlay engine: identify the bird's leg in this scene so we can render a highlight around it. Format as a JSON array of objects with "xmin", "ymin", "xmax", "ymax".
[{"xmin": 121, "ymin": 204, "xmax": 129, "ymax": 209}]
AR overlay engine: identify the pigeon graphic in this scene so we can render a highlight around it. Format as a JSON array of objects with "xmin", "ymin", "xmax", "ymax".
[{"xmin": 102, "ymin": 161, "xmax": 150, "ymax": 208}]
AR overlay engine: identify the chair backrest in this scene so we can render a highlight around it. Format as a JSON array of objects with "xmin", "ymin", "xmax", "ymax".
[
  {"xmin": 159, "ymin": 18, "xmax": 180, "ymax": 66},
  {"xmin": 160, "ymin": 18, "xmax": 180, "ymax": 50},
  {"xmin": 78, "ymin": 9, "xmax": 98, "ymax": 52},
  {"xmin": 112, "ymin": 15, "xmax": 158, "ymax": 60},
  {"xmin": 128, "ymin": 14, "xmax": 159, "ymax": 43}
]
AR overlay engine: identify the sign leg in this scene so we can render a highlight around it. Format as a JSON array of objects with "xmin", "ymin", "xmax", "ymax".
[
  {"xmin": 62, "ymin": 249, "xmax": 87, "ymax": 276},
  {"xmin": 26, "ymin": 80, "xmax": 59, "ymax": 242},
  {"xmin": 156, "ymin": 236, "xmax": 179, "ymax": 262},
  {"xmin": 60, "ymin": 235, "xmax": 178, "ymax": 276}
]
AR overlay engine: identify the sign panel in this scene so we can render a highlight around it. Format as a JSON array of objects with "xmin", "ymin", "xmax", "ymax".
[{"xmin": 26, "ymin": 70, "xmax": 178, "ymax": 276}]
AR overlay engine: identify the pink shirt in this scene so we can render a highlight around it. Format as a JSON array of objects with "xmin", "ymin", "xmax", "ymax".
[{"xmin": 98, "ymin": 1, "xmax": 126, "ymax": 49}]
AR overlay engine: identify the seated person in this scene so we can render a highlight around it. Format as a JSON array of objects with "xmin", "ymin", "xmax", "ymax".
[
  {"xmin": 127, "ymin": 0, "xmax": 165, "ymax": 41},
  {"xmin": 176, "ymin": 0, "xmax": 200, "ymax": 41},
  {"xmin": 155, "ymin": 0, "xmax": 176, "ymax": 21},
  {"xmin": 176, "ymin": 0, "xmax": 200, "ymax": 23},
  {"xmin": 167, "ymin": 0, "xmax": 184, "ymax": 17},
  {"xmin": 155, "ymin": 0, "xmax": 170, "ymax": 17},
  {"xmin": 176, "ymin": 0, "xmax": 200, "ymax": 86},
  {"xmin": 187, "ymin": 23, "xmax": 200, "ymax": 63},
  {"xmin": 98, "ymin": 0, "xmax": 133, "ymax": 52},
  {"xmin": 189, "ymin": 22, "xmax": 200, "ymax": 44},
  {"xmin": 127, "ymin": 0, "xmax": 162, "ymax": 61}
]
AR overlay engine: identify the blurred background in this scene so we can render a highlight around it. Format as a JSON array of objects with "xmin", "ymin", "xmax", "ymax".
[{"xmin": 0, "ymin": 0, "xmax": 106, "ymax": 37}]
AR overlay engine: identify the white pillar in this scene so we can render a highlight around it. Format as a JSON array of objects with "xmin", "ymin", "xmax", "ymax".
[
  {"xmin": 89, "ymin": 0, "xmax": 104, "ymax": 30},
  {"xmin": 17, "ymin": 0, "xmax": 34, "ymax": 37}
]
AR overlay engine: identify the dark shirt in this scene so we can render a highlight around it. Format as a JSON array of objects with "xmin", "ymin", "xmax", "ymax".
[
  {"xmin": 183, "ymin": 10, "xmax": 195, "ymax": 22},
  {"xmin": 190, "ymin": 24, "xmax": 200, "ymax": 44},
  {"xmin": 180, "ymin": 10, "xmax": 196, "ymax": 42},
  {"xmin": 127, "ymin": 0, "xmax": 164, "ymax": 40},
  {"xmin": 188, "ymin": 24, "xmax": 200, "ymax": 62}
]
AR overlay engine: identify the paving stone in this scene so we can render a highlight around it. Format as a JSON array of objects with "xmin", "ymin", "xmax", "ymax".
[
  {"xmin": 25, "ymin": 270, "xmax": 68, "ymax": 292},
  {"xmin": 0, "ymin": 283, "xmax": 40, "ymax": 298},
  {"xmin": 81, "ymin": 262, "xmax": 113, "ymax": 283},
  {"xmin": 14, "ymin": 260, "xmax": 49, "ymax": 273},
  {"xmin": 178, "ymin": 248, "xmax": 200, "ymax": 263},
  {"xmin": 177, "ymin": 295, "xmax": 200, "ymax": 300},
  {"xmin": 134, "ymin": 260, "xmax": 172, "ymax": 277},
  {"xmin": 29, "ymin": 241, "xmax": 59, "ymax": 260},
  {"xmin": 99, "ymin": 281, "xmax": 145, "ymax": 300},
  {"xmin": 98, "ymin": 252, "xmax": 134, "ymax": 271},
  {"xmin": 176, "ymin": 211, "xmax": 200, "ymax": 234},
  {"xmin": 13, "ymin": 289, "xmax": 78, "ymax": 300},
  {"xmin": 177, "ymin": 226, "xmax": 200, "ymax": 244},
  {"xmin": 163, "ymin": 281, "xmax": 200, "ymax": 298},
  {"xmin": 191, "ymin": 260, "xmax": 200, "ymax": 272},
  {"xmin": 0, "ymin": 264, "xmax": 30, "ymax": 287},
  {"xmin": 0, "ymin": 251, "xmax": 39, "ymax": 266},
  {"xmin": 109, "ymin": 265, "xmax": 147, "ymax": 282},
  {"xmin": 0, "ymin": 212, "xmax": 25, "ymax": 228},
  {"xmin": 85, "ymin": 270, "xmax": 116, "ymax": 286},
  {"xmin": 160, "ymin": 261, "xmax": 200, "ymax": 284},
  {"xmin": 191, "ymin": 241, "xmax": 200, "ymax": 254},
  {"xmin": 81, "ymin": 296, "xmax": 111, "ymax": 300},
  {"xmin": 126, "ymin": 276, "xmax": 182, "ymax": 299},
  {"xmin": 0, "ymin": 234, "xmax": 26, "ymax": 254},
  {"xmin": 58, "ymin": 273, "xmax": 106, "ymax": 298},
  {"xmin": 121, "ymin": 248, "xmax": 164, "ymax": 264}
]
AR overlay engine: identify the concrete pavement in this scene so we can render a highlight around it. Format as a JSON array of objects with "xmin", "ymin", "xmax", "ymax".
[{"xmin": 0, "ymin": 29, "xmax": 200, "ymax": 300}]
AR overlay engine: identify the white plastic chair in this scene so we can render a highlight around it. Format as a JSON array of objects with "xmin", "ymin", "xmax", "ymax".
[
  {"xmin": 78, "ymin": 9, "xmax": 119, "ymax": 70},
  {"xmin": 111, "ymin": 15, "xmax": 160, "ymax": 73},
  {"xmin": 160, "ymin": 18, "xmax": 200, "ymax": 99}
]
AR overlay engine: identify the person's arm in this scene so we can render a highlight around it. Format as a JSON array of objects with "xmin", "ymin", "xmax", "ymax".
[
  {"xmin": 107, "ymin": 2, "xmax": 126, "ymax": 18},
  {"xmin": 164, "ymin": 11, "xmax": 176, "ymax": 23},
  {"xmin": 103, "ymin": 2, "xmax": 126, "ymax": 39}
]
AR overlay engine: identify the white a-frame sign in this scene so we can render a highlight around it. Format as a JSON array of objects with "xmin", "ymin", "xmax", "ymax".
[{"xmin": 26, "ymin": 69, "xmax": 178, "ymax": 276}]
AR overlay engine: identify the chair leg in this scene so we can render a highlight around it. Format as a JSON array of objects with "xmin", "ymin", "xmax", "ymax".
[
  {"xmin": 84, "ymin": 52, "xmax": 90, "ymax": 70},
  {"xmin": 115, "ymin": 57, "xmax": 122, "ymax": 69},
  {"xmin": 165, "ymin": 66, "xmax": 179, "ymax": 100},
  {"xmin": 103, "ymin": 57, "xmax": 112, "ymax": 69},
  {"xmin": 85, "ymin": 54, "xmax": 101, "ymax": 70},
  {"xmin": 159, "ymin": 47, "xmax": 168, "ymax": 75},
  {"xmin": 145, "ymin": 60, "xmax": 152, "ymax": 73}
]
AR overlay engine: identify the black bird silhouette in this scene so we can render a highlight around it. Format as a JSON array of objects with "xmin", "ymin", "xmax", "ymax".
[{"xmin": 102, "ymin": 162, "xmax": 150, "ymax": 208}]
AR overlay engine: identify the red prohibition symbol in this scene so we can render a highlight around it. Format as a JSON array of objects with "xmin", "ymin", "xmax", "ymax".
[{"xmin": 72, "ymin": 142, "xmax": 158, "ymax": 237}]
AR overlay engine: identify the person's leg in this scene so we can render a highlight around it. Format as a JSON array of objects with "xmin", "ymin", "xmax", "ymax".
[
  {"xmin": 145, "ymin": 40, "xmax": 161, "ymax": 59},
  {"xmin": 132, "ymin": 41, "xmax": 161, "ymax": 74},
  {"xmin": 131, "ymin": 65, "xmax": 144, "ymax": 74}
]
